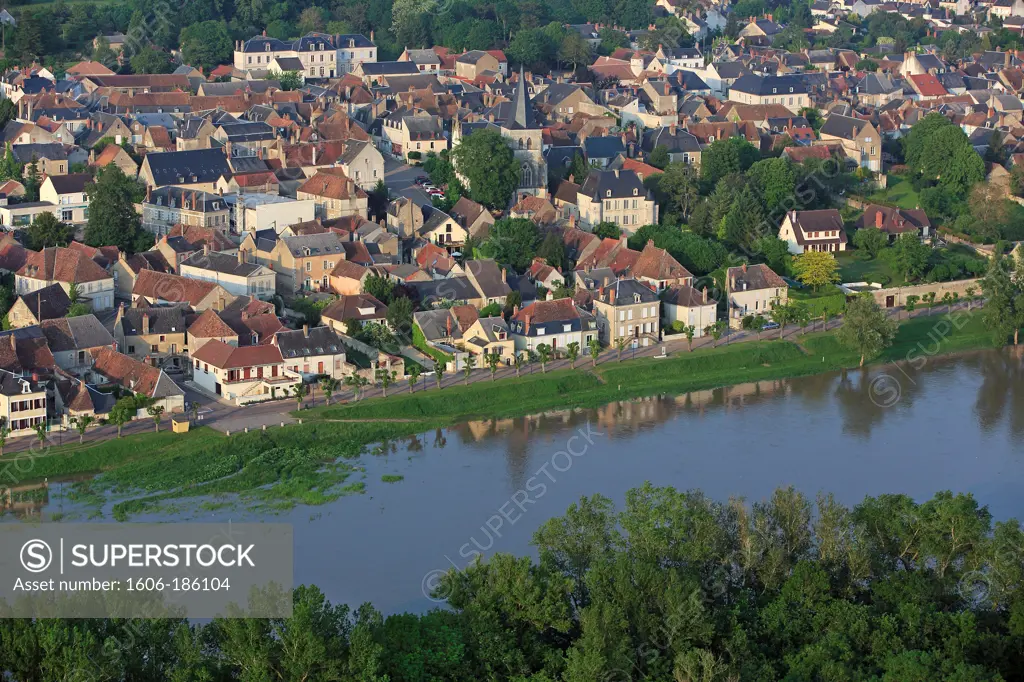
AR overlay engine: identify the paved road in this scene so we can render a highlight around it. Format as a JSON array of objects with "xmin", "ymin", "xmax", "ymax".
[{"xmin": 384, "ymin": 157, "xmax": 433, "ymax": 207}]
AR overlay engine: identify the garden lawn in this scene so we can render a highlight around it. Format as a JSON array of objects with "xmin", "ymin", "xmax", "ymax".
[
  {"xmin": 836, "ymin": 251, "xmax": 902, "ymax": 286},
  {"xmin": 868, "ymin": 175, "xmax": 921, "ymax": 210}
]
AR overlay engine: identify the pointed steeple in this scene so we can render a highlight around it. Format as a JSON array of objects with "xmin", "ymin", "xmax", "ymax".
[{"xmin": 507, "ymin": 64, "xmax": 536, "ymax": 130}]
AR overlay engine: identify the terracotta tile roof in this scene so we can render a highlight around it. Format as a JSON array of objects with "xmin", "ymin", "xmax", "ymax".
[
  {"xmin": 511, "ymin": 297, "xmax": 580, "ymax": 324},
  {"xmin": 187, "ymin": 308, "xmax": 238, "ymax": 339},
  {"xmin": 451, "ymin": 304, "xmax": 479, "ymax": 332},
  {"xmin": 857, "ymin": 204, "xmax": 930, "ymax": 235},
  {"xmin": 67, "ymin": 60, "xmax": 116, "ymax": 76},
  {"xmin": 66, "ymin": 241, "xmax": 119, "ymax": 269},
  {"xmin": 191, "ymin": 338, "xmax": 283, "ymax": 369},
  {"xmin": 727, "ymin": 263, "xmax": 786, "ymax": 291},
  {"xmin": 908, "ymin": 73, "xmax": 947, "ymax": 98},
  {"xmin": 619, "ymin": 158, "xmax": 663, "ymax": 180},
  {"xmin": 93, "ymin": 144, "xmax": 127, "ymax": 167},
  {"xmin": 233, "ymin": 171, "xmax": 279, "ymax": 188},
  {"xmin": 663, "ymin": 283, "xmax": 716, "ymax": 307},
  {"xmin": 632, "ymin": 240, "xmax": 692, "ymax": 282},
  {"xmin": 329, "ymin": 259, "xmax": 369, "ymax": 281},
  {"xmin": 132, "ymin": 269, "xmax": 220, "ymax": 306},
  {"xmin": 18, "ymin": 246, "xmax": 111, "ymax": 284},
  {"xmin": 0, "ymin": 242, "xmax": 31, "ymax": 273},
  {"xmin": 90, "ymin": 346, "xmax": 165, "ymax": 397},
  {"xmin": 415, "ymin": 243, "xmax": 456, "ymax": 273},
  {"xmin": 298, "ymin": 168, "xmax": 367, "ymax": 200},
  {"xmin": 0, "ymin": 179, "xmax": 25, "ymax": 196},
  {"xmin": 67, "ymin": 378, "xmax": 95, "ymax": 412},
  {"xmin": 146, "ymin": 126, "xmax": 173, "ymax": 148},
  {"xmin": 321, "ymin": 294, "xmax": 388, "ymax": 323},
  {"xmin": 783, "ymin": 145, "xmax": 841, "ymax": 162},
  {"xmin": 192, "ymin": 94, "xmax": 270, "ymax": 111},
  {"xmin": 167, "ymin": 224, "xmax": 234, "ymax": 251}
]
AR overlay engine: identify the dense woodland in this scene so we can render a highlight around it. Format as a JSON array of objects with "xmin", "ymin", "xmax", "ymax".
[
  {"xmin": 6, "ymin": 0, "xmax": 1024, "ymax": 78},
  {"xmin": 0, "ymin": 485, "xmax": 1022, "ymax": 681}
]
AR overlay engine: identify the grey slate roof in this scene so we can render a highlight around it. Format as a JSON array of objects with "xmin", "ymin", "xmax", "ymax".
[
  {"xmin": 730, "ymin": 74, "xmax": 808, "ymax": 96},
  {"xmin": 40, "ymin": 314, "xmax": 114, "ymax": 351},
  {"xmin": 274, "ymin": 325, "xmax": 346, "ymax": 359},
  {"xmin": 579, "ymin": 169, "xmax": 648, "ymax": 200},
  {"xmin": 144, "ymin": 149, "xmax": 231, "ymax": 186},
  {"xmin": 180, "ymin": 251, "xmax": 268, "ymax": 277}
]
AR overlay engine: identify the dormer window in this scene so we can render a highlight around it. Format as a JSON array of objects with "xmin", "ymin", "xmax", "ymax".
[
  {"xmin": 20, "ymin": 381, "xmax": 30, "ymax": 394},
  {"xmin": 634, "ymin": 293, "xmax": 641, "ymax": 303},
  {"xmin": 606, "ymin": 190, "xmax": 612, "ymax": 197},
  {"xmin": 265, "ymin": 43, "xmax": 271, "ymax": 51},
  {"xmin": 633, "ymin": 188, "xmax": 638, "ymax": 195}
]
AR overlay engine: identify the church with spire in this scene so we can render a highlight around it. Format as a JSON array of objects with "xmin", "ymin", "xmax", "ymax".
[{"xmin": 454, "ymin": 66, "xmax": 548, "ymax": 202}]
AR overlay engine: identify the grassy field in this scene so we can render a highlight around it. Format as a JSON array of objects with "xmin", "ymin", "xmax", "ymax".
[
  {"xmin": 836, "ymin": 251, "xmax": 902, "ymax": 286},
  {"xmin": 3, "ymin": 311, "xmax": 1000, "ymax": 519},
  {"xmin": 868, "ymin": 175, "xmax": 922, "ymax": 210}
]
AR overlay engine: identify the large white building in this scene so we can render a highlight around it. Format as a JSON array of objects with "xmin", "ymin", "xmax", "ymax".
[{"xmin": 232, "ymin": 32, "xmax": 377, "ymax": 78}]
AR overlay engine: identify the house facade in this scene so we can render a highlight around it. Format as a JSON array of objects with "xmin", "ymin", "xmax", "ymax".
[
  {"xmin": 509, "ymin": 298, "xmax": 598, "ymax": 353},
  {"xmin": 778, "ymin": 209, "xmax": 848, "ymax": 254},
  {"xmin": 726, "ymin": 263, "xmax": 788, "ymax": 329},
  {"xmin": 592, "ymin": 278, "xmax": 661, "ymax": 348}
]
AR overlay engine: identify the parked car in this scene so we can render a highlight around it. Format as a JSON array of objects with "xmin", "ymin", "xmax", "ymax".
[
  {"xmin": 428, "ymin": 188, "xmax": 445, "ymax": 197},
  {"xmin": 414, "ymin": 176, "xmax": 429, "ymax": 185},
  {"xmin": 762, "ymin": 321, "xmax": 780, "ymax": 331}
]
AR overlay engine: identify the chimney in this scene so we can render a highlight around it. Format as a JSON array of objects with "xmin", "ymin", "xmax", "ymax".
[
  {"xmin": 647, "ymin": 239, "xmax": 654, "ymax": 248},
  {"xmin": 501, "ymin": 268, "xmax": 507, "ymax": 282},
  {"xmin": 203, "ymin": 244, "xmax": 210, "ymax": 256},
  {"xmin": 524, "ymin": 314, "xmax": 531, "ymax": 335},
  {"xmin": 876, "ymin": 211, "xmax": 883, "ymax": 228},
  {"xmin": 568, "ymin": 174, "xmax": 574, "ymax": 184},
  {"xmin": 238, "ymin": 249, "xmax": 244, "ymax": 264},
  {"xmin": 303, "ymin": 324, "xmax": 309, "ymax": 338},
  {"xmin": 8, "ymin": 334, "xmax": 14, "ymax": 354},
  {"xmin": 217, "ymin": 297, "xmax": 226, "ymax": 312},
  {"xmin": 742, "ymin": 262, "xmax": 747, "ymax": 273},
  {"xmin": 146, "ymin": 185, "xmax": 152, "ymax": 203},
  {"xmin": 613, "ymin": 169, "xmax": 620, "ymax": 178},
  {"xmin": 1006, "ymin": 51, "xmax": 1012, "ymax": 69},
  {"xmin": 730, "ymin": 276, "xmax": 736, "ymax": 290},
  {"xmin": 445, "ymin": 315, "xmax": 452, "ymax": 336},
  {"xmin": 599, "ymin": 286, "xmax": 605, "ymax": 298},
  {"xmin": 702, "ymin": 287, "xmax": 707, "ymax": 304},
  {"xmin": 142, "ymin": 312, "xmax": 150, "ymax": 335}
]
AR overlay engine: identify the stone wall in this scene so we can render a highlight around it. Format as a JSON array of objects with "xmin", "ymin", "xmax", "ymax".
[{"xmin": 867, "ymin": 278, "xmax": 982, "ymax": 309}]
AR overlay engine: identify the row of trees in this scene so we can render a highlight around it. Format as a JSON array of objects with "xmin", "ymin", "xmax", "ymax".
[{"xmin": 1, "ymin": 484, "xmax": 1021, "ymax": 680}]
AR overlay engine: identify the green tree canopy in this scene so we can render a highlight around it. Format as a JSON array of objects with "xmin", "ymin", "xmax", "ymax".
[
  {"xmin": 836, "ymin": 293, "xmax": 898, "ymax": 365},
  {"xmin": 480, "ymin": 218, "xmax": 540, "ymax": 270},
  {"xmin": 25, "ymin": 212, "xmax": 74, "ymax": 251},
  {"xmin": 700, "ymin": 136, "xmax": 760, "ymax": 187},
  {"xmin": 83, "ymin": 166, "xmax": 149, "ymax": 253},
  {"xmin": 179, "ymin": 20, "xmax": 232, "ymax": 71},
  {"xmin": 451, "ymin": 129, "xmax": 521, "ymax": 210}
]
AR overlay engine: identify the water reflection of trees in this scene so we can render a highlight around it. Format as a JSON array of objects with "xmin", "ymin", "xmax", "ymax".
[
  {"xmin": 973, "ymin": 347, "xmax": 1024, "ymax": 437},
  {"xmin": 390, "ymin": 350, "xmax": 1010, "ymax": 464},
  {"xmin": 832, "ymin": 362, "xmax": 925, "ymax": 438}
]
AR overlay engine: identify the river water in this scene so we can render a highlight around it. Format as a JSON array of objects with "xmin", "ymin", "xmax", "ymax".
[{"xmin": 21, "ymin": 348, "xmax": 1024, "ymax": 613}]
